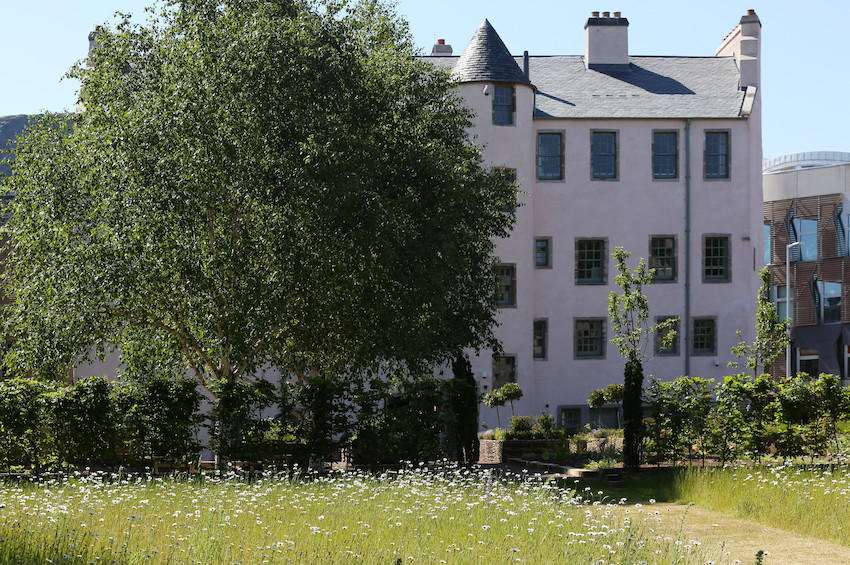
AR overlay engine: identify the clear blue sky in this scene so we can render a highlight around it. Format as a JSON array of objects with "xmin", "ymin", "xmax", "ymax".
[{"xmin": 1, "ymin": 0, "xmax": 847, "ymax": 159}]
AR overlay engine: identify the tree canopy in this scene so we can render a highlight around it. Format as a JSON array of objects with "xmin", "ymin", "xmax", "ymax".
[{"xmin": 1, "ymin": 0, "xmax": 516, "ymax": 396}]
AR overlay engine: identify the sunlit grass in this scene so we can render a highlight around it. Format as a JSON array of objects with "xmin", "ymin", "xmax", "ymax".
[
  {"xmin": 671, "ymin": 465, "xmax": 850, "ymax": 546},
  {"xmin": 0, "ymin": 466, "xmax": 723, "ymax": 564}
]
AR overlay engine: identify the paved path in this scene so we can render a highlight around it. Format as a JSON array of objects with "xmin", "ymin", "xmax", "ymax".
[{"xmin": 652, "ymin": 503, "xmax": 850, "ymax": 565}]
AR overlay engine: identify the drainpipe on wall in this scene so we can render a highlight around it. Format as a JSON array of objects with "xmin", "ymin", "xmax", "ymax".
[{"xmin": 684, "ymin": 119, "xmax": 692, "ymax": 376}]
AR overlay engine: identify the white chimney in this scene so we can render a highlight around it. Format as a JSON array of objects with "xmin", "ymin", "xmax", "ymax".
[{"xmin": 584, "ymin": 11, "xmax": 629, "ymax": 68}]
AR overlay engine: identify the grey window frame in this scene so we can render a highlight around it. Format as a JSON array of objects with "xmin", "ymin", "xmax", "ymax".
[
  {"xmin": 558, "ymin": 406, "xmax": 583, "ymax": 432},
  {"xmin": 691, "ymin": 317, "xmax": 717, "ymax": 356},
  {"xmin": 537, "ymin": 131, "xmax": 565, "ymax": 181},
  {"xmin": 492, "ymin": 354, "xmax": 517, "ymax": 389},
  {"xmin": 492, "ymin": 84, "xmax": 516, "ymax": 126},
  {"xmin": 575, "ymin": 238, "xmax": 607, "ymax": 285},
  {"xmin": 495, "ymin": 263, "xmax": 517, "ymax": 307},
  {"xmin": 533, "ymin": 319, "xmax": 548, "ymax": 360},
  {"xmin": 535, "ymin": 237, "xmax": 552, "ymax": 268},
  {"xmin": 816, "ymin": 280, "xmax": 842, "ymax": 324},
  {"xmin": 703, "ymin": 234, "xmax": 731, "ymax": 283},
  {"xmin": 792, "ymin": 217, "xmax": 818, "ymax": 262},
  {"xmin": 652, "ymin": 130, "xmax": 678, "ymax": 180},
  {"xmin": 770, "ymin": 285, "xmax": 793, "ymax": 323},
  {"xmin": 591, "ymin": 130, "xmax": 618, "ymax": 180},
  {"xmin": 654, "ymin": 316, "xmax": 680, "ymax": 356},
  {"xmin": 649, "ymin": 235, "xmax": 677, "ymax": 282},
  {"xmin": 704, "ymin": 130, "xmax": 730, "ymax": 180},
  {"xmin": 574, "ymin": 318, "xmax": 606, "ymax": 359}
]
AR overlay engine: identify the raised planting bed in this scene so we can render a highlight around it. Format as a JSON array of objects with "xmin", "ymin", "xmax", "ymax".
[{"xmin": 478, "ymin": 439, "xmax": 566, "ymax": 464}]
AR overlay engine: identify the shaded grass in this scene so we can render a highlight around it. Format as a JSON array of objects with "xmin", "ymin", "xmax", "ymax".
[{"xmin": 0, "ymin": 469, "xmax": 724, "ymax": 564}]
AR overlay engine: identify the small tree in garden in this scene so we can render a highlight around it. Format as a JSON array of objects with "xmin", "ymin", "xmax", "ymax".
[
  {"xmin": 499, "ymin": 382, "xmax": 524, "ymax": 417},
  {"xmin": 607, "ymin": 247, "xmax": 677, "ymax": 471},
  {"xmin": 604, "ymin": 383, "xmax": 625, "ymax": 427},
  {"xmin": 588, "ymin": 388, "xmax": 607, "ymax": 427},
  {"xmin": 482, "ymin": 389, "xmax": 506, "ymax": 429},
  {"xmin": 729, "ymin": 268, "xmax": 789, "ymax": 377}
]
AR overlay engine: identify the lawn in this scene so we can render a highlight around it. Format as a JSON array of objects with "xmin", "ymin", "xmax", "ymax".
[{"xmin": 0, "ymin": 467, "xmax": 722, "ymax": 564}]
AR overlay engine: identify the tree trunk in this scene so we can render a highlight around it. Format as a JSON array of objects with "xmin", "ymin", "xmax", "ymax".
[{"xmin": 623, "ymin": 355, "xmax": 644, "ymax": 472}]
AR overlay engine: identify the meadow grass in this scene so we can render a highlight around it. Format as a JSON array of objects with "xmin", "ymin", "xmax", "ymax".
[
  {"xmin": 602, "ymin": 465, "xmax": 850, "ymax": 548},
  {"xmin": 670, "ymin": 464, "xmax": 850, "ymax": 547},
  {"xmin": 0, "ymin": 466, "xmax": 724, "ymax": 564}
]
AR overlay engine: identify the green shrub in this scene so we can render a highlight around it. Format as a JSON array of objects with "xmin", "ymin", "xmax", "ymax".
[
  {"xmin": 0, "ymin": 378, "xmax": 53, "ymax": 472},
  {"xmin": 536, "ymin": 412, "xmax": 555, "ymax": 435},
  {"xmin": 50, "ymin": 377, "xmax": 117, "ymax": 467},
  {"xmin": 114, "ymin": 375, "xmax": 202, "ymax": 462},
  {"xmin": 509, "ymin": 415, "xmax": 533, "ymax": 434}
]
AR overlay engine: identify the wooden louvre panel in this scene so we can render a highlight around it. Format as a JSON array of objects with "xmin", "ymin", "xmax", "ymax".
[
  {"xmin": 793, "ymin": 262, "xmax": 817, "ymax": 326},
  {"xmin": 819, "ymin": 257, "xmax": 843, "ymax": 282},
  {"xmin": 770, "ymin": 200, "xmax": 792, "ymax": 224},
  {"xmin": 772, "ymin": 211, "xmax": 790, "ymax": 264},
  {"xmin": 819, "ymin": 193, "xmax": 842, "ymax": 209},
  {"xmin": 821, "ymin": 198, "xmax": 840, "ymax": 260},
  {"xmin": 795, "ymin": 195, "xmax": 818, "ymax": 218},
  {"xmin": 768, "ymin": 264, "xmax": 786, "ymax": 287},
  {"xmin": 841, "ymin": 259, "xmax": 850, "ymax": 324},
  {"xmin": 770, "ymin": 355, "xmax": 786, "ymax": 379}
]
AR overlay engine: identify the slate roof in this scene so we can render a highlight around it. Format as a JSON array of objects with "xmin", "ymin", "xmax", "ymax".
[
  {"xmin": 424, "ymin": 55, "xmax": 745, "ymax": 119},
  {"xmin": 451, "ymin": 19, "xmax": 531, "ymax": 86},
  {"xmin": 0, "ymin": 114, "xmax": 32, "ymax": 177},
  {"xmin": 530, "ymin": 56, "xmax": 744, "ymax": 119}
]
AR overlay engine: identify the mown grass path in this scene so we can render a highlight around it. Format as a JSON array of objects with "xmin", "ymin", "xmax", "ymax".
[{"xmin": 651, "ymin": 502, "xmax": 850, "ymax": 565}]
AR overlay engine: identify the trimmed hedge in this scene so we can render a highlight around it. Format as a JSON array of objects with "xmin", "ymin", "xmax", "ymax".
[{"xmin": 0, "ymin": 376, "xmax": 202, "ymax": 471}]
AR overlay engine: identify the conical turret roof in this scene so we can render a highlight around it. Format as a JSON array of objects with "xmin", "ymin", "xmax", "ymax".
[{"xmin": 452, "ymin": 20, "xmax": 531, "ymax": 85}]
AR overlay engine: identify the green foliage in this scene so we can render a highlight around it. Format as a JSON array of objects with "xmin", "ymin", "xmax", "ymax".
[
  {"xmin": 481, "ymin": 385, "xmax": 509, "ymax": 428},
  {"xmin": 0, "ymin": 378, "xmax": 53, "ymax": 472},
  {"xmin": 2, "ymin": 0, "xmax": 516, "ymax": 457},
  {"xmin": 607, "ymin": 247, "xmax": 677, "ymax": 471},
  {"xmin": 729, "ymin": 268, "xmax": 789, "ymax": 376},
  {"xmin": 774, "ymin": 373, "xmax": 850, "ymax": 461},
  {"xmin": 707, "ymin": 373, "xmax": 777, "ymax": 463},
  {"xmin": 588, "ymin": 388, "xmax": 606, "ymax": 410},
  {"xmin": 498, "ymin": 382, "xmax": 523, "ymax": 417},
  {"xmin": 351, "ymin": 378, "xmax": 446, "ymax": 464},
  {"xmin": 604, "ymin": 383, "xmax": 625, "ymax": 405},
  {"xmin": 113, "ymin": 375, "xmax": 203, "ymax": 461},
  {"xmin": 509, "ymin": 416, "xmax": 533, "ymax": 434},
  {"xmin": 536, "ymin": 412, "xmax": 555, "ymax": 436},
  {"xmin": 644, "ymin": 376, "xmax": 713, "ymax": 465},
  {"xmin": 50, "ymin": 377, "xmax": 117, "ymax": 467}
]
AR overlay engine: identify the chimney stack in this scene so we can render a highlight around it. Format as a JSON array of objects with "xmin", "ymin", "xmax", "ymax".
[
  {"xmin": 584, "ymin": 11, "xmax": 629, "ymax": 68},
  {"xmin": 430, "ymin": 38, "xmax": 453, "ymax": 56}
]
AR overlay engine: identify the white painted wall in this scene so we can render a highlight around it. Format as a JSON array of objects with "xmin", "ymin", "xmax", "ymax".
[{"xmin": 458, "ymin": 80, "xmax": 762, "ymax": 427}]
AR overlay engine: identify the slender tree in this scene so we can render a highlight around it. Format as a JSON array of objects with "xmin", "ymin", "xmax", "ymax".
[
  {"xmin": 607, "ymin": 247, "xmax": 677, "ymax": 471},
  {"xmin": 729, "ymin": 267, "xmax": 790, "ymax": 377}
]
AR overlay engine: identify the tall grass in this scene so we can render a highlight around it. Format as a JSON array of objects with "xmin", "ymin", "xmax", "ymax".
[
  {"xmin": 0, "ymin": 467, "xmax": 721, "ymax": 564},
  {"xmin": 672, "ymin": 465, "xmax": 850, "ymax": 546}
]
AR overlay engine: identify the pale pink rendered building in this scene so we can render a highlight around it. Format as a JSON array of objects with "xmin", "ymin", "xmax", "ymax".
[{"xmin": 426, "ymin": 10, "xmax": 764, "ymax": 429}]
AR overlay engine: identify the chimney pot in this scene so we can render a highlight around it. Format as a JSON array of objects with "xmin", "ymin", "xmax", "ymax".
[
  {"xmin": 747, "ymin": 9, "xmax": 755, "ymax": 15},
  {"xmin": 602, "ymin": 11, "xmax": 610, "ymax": 17},
  {"xmin": 437, "ymin": 38, "xmax": 445, "ymax": 45},
  {"xmin": 592, "ymin": 11, "xmax": 600, "ymax": 16},
  {"xmin": 613, "ymin": 11, "xmax": 621, "ymax": 17}
]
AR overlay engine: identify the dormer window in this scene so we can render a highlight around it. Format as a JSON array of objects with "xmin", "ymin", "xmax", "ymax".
[{"xmin": 492, "ymin": 85, "xmax": 515, "ymax": 125}]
